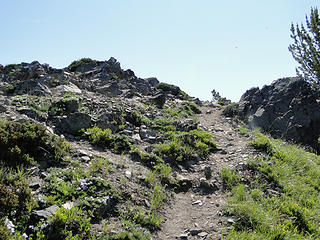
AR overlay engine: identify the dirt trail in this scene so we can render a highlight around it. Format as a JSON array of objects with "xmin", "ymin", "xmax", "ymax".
[{"xmin": 154, "ymin": 106, "xmax": 251, "ymax": 240}]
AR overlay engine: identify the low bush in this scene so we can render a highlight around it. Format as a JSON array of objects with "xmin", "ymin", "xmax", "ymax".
[
  {"xmin": 68, "ymin": 58, "xmax": 95, "ymax": 72},
  {"xmin": 44, "ymin": 207, "xmax": 91, "ymax": 240},
  {"xmin": 250, "ymin": 133, "xmax": 273, "ymax": 153},
  {"xmin": 155, "ymin": 83, "xmax": 172, "ymax": 92},
  {"xmin": 180, "ymin": 101, "xmax": 201, "ymax": 115},
  {"xmin": 220, "ymin": 168, "xmax": 241, "ymax": 190},
  {"xmin": 0, "ymin": 120, "xmax": 69, "ymax": 167},
  {"xmin": 223, "ymin": 103, "xmax": 239, "ymax": 117},
  {"xmin": 154, "ymin": 129, "xmax": 216, "ymax": 164},
  {"xmin": 85, "ymin": 127, "xmax": 132, "ymax": 154}
]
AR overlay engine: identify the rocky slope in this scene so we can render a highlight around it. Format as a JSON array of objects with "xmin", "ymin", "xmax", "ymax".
[
  {"xmin": 0, "ymin": 58, "xmax": 253, "ymax": 239},
  {"xmin": 2, "ymin": 58, "xmax": 320, "ymax": 240}
]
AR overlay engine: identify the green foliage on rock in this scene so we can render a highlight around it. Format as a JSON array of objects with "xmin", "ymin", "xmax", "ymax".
[
  {"xmin": 180, "ymin": 101, "xmax": 201, "ymax": 115},
  {"xmin": 44, "ymin": 207, "xmax": 92, "ymax": 240},
  {"xmin": 85, "ymin": 126, "xmax": 132, "ymax": 154},
  {"xmin": 68, "ymin": 58, "xmax": 95, "ymax": 72},
  {"xmin": 223, "ymin": 103, "xmax": 239, "ymax": 118},
  {"xmin": 154, "ymin": 129, "xmax": 216, "ymax": 164},
  {"xmin": 249, "ymin": 133, "xmax": 273, "ymax": 153},
  {"xmin": 0, "ymin": 120, "xmax": 69, "ymax": 167},
  {"xmin": 289, "ymin": 7, "xmax": 320, "ymax": 83}
]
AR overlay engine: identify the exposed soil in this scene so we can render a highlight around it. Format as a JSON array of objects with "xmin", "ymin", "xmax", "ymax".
[{"xmin": 154, "ymin": 106, "xmax": 253, "ymax": 240}]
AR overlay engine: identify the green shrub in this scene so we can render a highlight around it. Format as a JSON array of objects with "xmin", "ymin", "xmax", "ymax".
[
  {"xmin": 122, "ymin": 206, "xmax": 162, "ymax": 232},
  {"xmin": 68, "ymin": 58, "xmax": 95, "ymax": 72},
  {"xmin": 11, "ymin": 95, "xmax": 51, "ymax": 113},
  {"xmin": 85, "ymin": 127, "xmax": 132, "ymax": 154},
  {"xmin": 250, "ymin": 133, "xmax": 273, "ymax": 153},
  {"xmin": 45, "ymin": 207, "xmax": 91, "ymax": 239},
  {"xmin": 237, "ymin": 127, "xmax": 250, "ymax": 137},
  {"xmin": 152, "ymin": 118, "xmax": 175, "ymax": 132},
  {"xmin": 223, "ymin": 103, "xmax": 239, "ymax": 117},
  {"xmin": 0, "ymin": 121, "xmax": 69, "ymax": 167},
  {"xmin": 49, "ymin": 98, "xmax": 79, "ymax": 116},
  {"xmin": 220, "ymin": 168, "xmax": 241, "ymax": 189},
  {"xmin": 5, "ymin": 85, "xmax": 15, "ymax": 94},
  {"xmin": 180, "ymin": 101, "xmax": 201, "ymax": 115},
  {"xmin": 155, "ymin": 83, "xmax": 172, "ymax": 92},
  {"xmin": 124, "ymin": 110, "xmax": 151, "ymax": 127},
  {"xmin": 154, "ymin": 129, "xmax": 216, "ymax": 164},
  {"xmin": 0, "ymin": 184, "xmax": 19, "ymax": 218}
]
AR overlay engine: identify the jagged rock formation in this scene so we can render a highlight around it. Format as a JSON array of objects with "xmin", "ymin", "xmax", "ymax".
[
  {"xmin": 239, "ymin": 77, "xmax": 320, "ymax": 151},
  {"xmin": 0, "ymin": 58, "xmax": 190, "ymax": 135}
]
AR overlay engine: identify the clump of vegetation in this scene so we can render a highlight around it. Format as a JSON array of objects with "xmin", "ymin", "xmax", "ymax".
[
  {"xmin": 5, "ymin": 84, "xmax": 15, "ymax": 94},
  {"xmin": 152, "ymin": 118, "xmax": 176, "ymax": 132},
  {"xmin": 124, "ymin": 110, "xmax": 151, "ymax": 127},
  {"xmin": 220, "ymin": 168, "xmax": 241, "ymax": 190},
  {"xmin": 249, "ymin": 132, "xmax": 273, "ymax": 153},
  {"xmin": 154, "ymin": 129, "xmax": 216, "ymax": 165},
  {"xmin": 68, "ymin": 58, "xmax": 96, "ymax": 72},
  {"xmin": 180, "ymin": 101, "xmax": 201, "ymax": 115},
  {"xmin": 0, "ymin": 120, "xmax": 69, "ymax": 167},
  {"xmin": 236, "ymin": 127, "xmax": 251, "ymax": 137},
  {"xmin": 11, "ymin": 95, "xmax": 51, "ymax": 112},
  {"xmin": 41, "ymin": 207, "xmax": 92, "ymax": 240},
  {"xmin": 223, "ymin": 103, "xmax": 239, "ymax": 118},
  {"xmin": 130, "ymin": 147, "xmax": 162, "ymax": 168},
  {"xmin": 0, "ymin": 168, "xmax": 35, "ymax": 238},
  {"xmin": 155, "ymin": 83, "xmax": 177, "ymax": 94},
  {"xmin": 84, "ymin": 126, "xmax": 133, "ymax": 154},
  {"xmin": 48, "ymin": 97, "xmax": 79, "ymax": 116},
  {"xmin": 223, "ymin": 133, "xmax": 320, "ymax": 239}
]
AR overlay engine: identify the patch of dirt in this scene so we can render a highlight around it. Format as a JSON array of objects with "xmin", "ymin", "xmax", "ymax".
[{"xmin": 154, "ymin": 106, "xmax": 253, "ymax": 239}]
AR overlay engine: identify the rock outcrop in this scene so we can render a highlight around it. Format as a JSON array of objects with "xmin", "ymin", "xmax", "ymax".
[{"xmin": 239, "ymin": 77, "xmax": 320, "ymax": 151}]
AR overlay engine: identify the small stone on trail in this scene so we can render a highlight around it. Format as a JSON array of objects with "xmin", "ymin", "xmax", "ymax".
[
  {"xmin": 227, "ymin": 218, "xmax": 235, "ymax": 224},
  {"xmin": 198, "ymin": 232, "xmax": 208, "ymax": 237},
  {"xmin": 62, "ymin": 202, "xmax": 74, "ymax": 210},
  {"xmin": 125, "ymin": 170, "xmax": 132, "ymax": 178},
  {"xmin": 192, "ymin": 200, "xmax": 202, "ymax": 205},
  {"xmin": 190, "ymin": 229, "xmax": 202, "ymax": 236},
  {"xmin": 178, "ymin": 233, "xmax": 188, "ymax": 239}
]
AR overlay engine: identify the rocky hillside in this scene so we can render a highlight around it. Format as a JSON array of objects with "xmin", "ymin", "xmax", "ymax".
[
  {"xmin": 0, "ymin": 58, "xmax": 226, "ymax": 239},
  {"xmin": 1, "ymin": 58, "xmax": 320, "ymax": 240}
]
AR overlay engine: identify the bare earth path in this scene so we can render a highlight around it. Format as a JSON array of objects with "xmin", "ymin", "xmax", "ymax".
[{"xmin": 154, "ymin": 106, "xmax": 252, "ymax": 240}]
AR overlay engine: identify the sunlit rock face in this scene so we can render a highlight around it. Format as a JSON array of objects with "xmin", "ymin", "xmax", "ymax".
[{"xmin": 239, "ymin": 77, "xmax": 320, "ymax": 151}]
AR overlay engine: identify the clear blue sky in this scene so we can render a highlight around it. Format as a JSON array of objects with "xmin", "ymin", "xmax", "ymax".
[{"xmin": 1, "ymin": 1, "xmax": 320, "ymax": 101}]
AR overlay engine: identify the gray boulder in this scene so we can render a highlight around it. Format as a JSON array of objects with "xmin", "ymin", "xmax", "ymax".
[
  {"xmin": 95, "ymin": 82, "xmax": 122, "ymax": 96},
  {"xmin": 51, "ymin": 83, "xmax": 82, "ymax": 96},
  {"xmin": 14, "ymin": 80, "xmax": 51, "ymax": 96},
  {"xmin": 145, "ymin": 77, "xmax": 159, "ymax": 87},
  {"xmin": 17, "ymin": 107, "xmax": 46, "ymax": 122},
  {"xmin": 58, "ymin": 112, "xmax": 92, "ymax": 134},
  {"xmin": 32, "ymin": 205, "xmax": 59, "ymax": 220},
  {"xmin": 239, "ymin": 77, "xmax": 320, "ymax": 151}
]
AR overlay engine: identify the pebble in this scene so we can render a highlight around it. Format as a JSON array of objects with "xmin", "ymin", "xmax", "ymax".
[
  {"xmin": 227, "ymin": 218, "xmax": 235, "ymax": 224},
  {"xmin": 125, "ymin": 170, "xmax": 132, "ymax": 178},
  {"xmin": 178, "ymin": 234, "xmax": 188, "ymax": 239},
  {"xmin": 192, "ymin": 200, "xmax": 203, "ymax": 206},
  {"xmin": 81, "ymin": 156, "xmax": 90, "ymax": 162},
  {"xmin": 190, "ymin": 229, "xmax": 202, "ymax": 236},
  {"xmin": 198, "ymin": 232, "xmax": 208, "ymax": 237}
]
